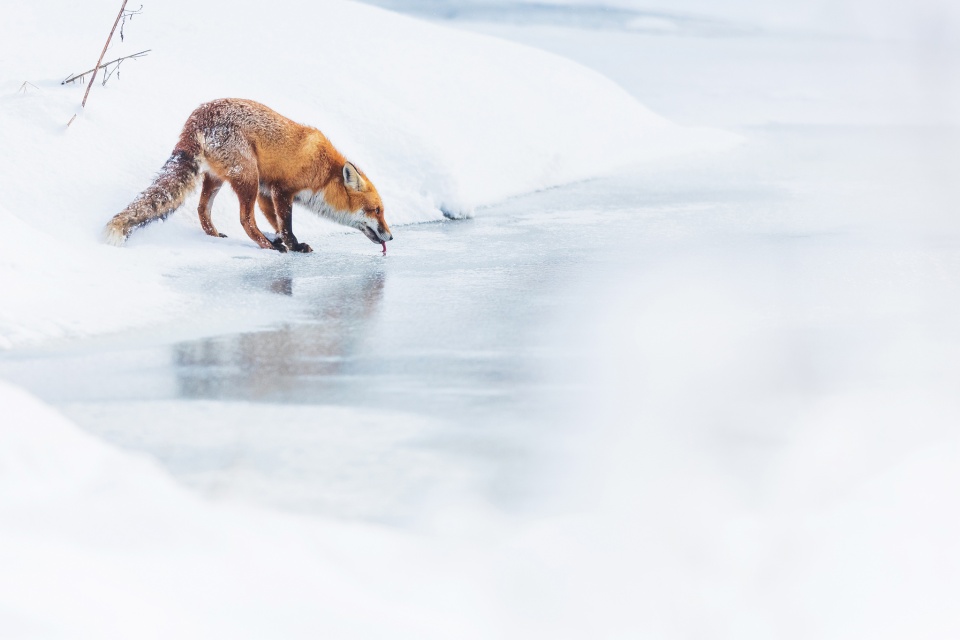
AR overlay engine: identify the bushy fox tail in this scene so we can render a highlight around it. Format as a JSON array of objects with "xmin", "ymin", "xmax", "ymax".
[{"xmin": 103, "ymin": 149, "xmax": 201, "ymax": 246}]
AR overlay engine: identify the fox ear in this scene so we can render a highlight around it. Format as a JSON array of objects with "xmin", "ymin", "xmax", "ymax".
[{"xmin": 343, "ymin": 162, "xmax": 365, "ymax": 191}]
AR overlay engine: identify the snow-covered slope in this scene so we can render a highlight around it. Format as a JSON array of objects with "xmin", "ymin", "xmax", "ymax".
[
  {"xmin": 0, "ymin": 380, "xmax": 498, "ymax": 639},
  {"xmin": 0, "ymin": 0, "xmax": 731, "ymax": 349}
]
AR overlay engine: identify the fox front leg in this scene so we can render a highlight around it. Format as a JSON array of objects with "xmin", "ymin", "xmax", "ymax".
[
  {"xmin": 272, "ymin": 188, "xmax": 312, "ymax": 253},
  {"xmin": 235, "ymin": 182, "xmax": 284, "ymax": 251}
]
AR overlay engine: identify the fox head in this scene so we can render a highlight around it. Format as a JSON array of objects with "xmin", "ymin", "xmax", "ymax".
[
  {"xmin": 297, "ymin": 161, "xmax": 393, "ymax": 244},
  {"xmin": 341, "ymin": 162, "xmax": 392, "ymax": 244}
]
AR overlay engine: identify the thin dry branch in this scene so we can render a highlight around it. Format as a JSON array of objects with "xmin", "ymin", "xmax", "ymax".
[
  {"xmin": 61, "ymin": 50, "xmax": 150, "ymax": 85},
  {"xmin": 120, "ymin": 4, "xmax": 143, "ymax": 42},
  {"xmin": 81, "ymin": 0, "xmax": 130, "ymax": 109}
]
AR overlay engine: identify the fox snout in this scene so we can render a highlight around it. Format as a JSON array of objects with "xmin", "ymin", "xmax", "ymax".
[{"xmin": 362, "ymin": 222, "xmax": 393, "ymax": 244}]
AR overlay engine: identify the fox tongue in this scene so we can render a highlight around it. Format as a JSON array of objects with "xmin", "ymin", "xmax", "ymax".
[{"xmin": 381, "ymin": 242, "xmax": 387, "ymax": 255}]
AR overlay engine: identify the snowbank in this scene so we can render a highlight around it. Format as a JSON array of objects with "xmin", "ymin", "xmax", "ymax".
[
  {"xmin": 0, "ymin": 380, "xmax": 501, "ymax": 639},
  {"xmin": 0, "ymin": 0, "xmax": 732, "ymax": 349},
  {"xmin": 0, "ymin": 377, "xmax": 691, "ymax": 639},
  {"xmin": 0, "ymin": 203, "xmax": 189, "ymax": 349}
]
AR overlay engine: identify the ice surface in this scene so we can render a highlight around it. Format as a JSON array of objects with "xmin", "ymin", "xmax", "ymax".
[{"xmin": 364, "ymin": 0, "xmax": 960, "ymax": 41}]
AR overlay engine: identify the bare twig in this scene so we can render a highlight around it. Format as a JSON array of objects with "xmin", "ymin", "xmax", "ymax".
[
  {"xmin": 102, "ymin": 62, "xmax": 120, "ymax": 86},
  {"xmin": 62, "ymin": 50, "xmax": 150, "ymax": 85},
  {"xmin": 120, "ymin": 4, "xmax": 143, "ymax": 42},
  {"xmin": 81, "ymin": 0, "xmax": 130, "ymax": 109},
  {"xmin": 18, "ymin": 81, "xmax": 40, "ymax": 93}
]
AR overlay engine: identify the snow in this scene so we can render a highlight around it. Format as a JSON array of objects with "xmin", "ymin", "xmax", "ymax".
[
  {"xmin": 0, "ymin": 0, "xmax": 730, "ymax": 349},
  {"xmin": 0, "ymin": 202, "xmax": 187, "ymax": 349},
  {"xmin": 3, "ymin": 0, "xmax": 960, "ymax": 637},
  {"xmin": 565, "ymin": 215, "xmax": 960, "ymax": 637},
  {"xmin": 0, "ymin": 380, "xmax": 500, "ymax": 639},
  {"xmin": 60, "ymin": 400, "xmax": 476, "ymax": 520}
]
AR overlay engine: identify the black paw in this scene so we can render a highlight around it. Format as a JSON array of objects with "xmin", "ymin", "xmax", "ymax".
[
  {"xmin": 270, "ymin": 237, "xmax": 288, "ymax": 252},
  {"xmin": 292, "ymin": 242, "xmax": 313, "ymax": 253},
  {"xmin": 218, "ymin": 233, "xmax": 228, "ymax": 238}
]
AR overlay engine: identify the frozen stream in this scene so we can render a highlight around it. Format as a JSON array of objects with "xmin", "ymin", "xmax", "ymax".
[
  {"xmin": 2, "ymin": 124, "xmax": 958, "ymax": 531},
  {"xmin": 1, "ymin": 168, "xmax": 640, "ymax": 522}
]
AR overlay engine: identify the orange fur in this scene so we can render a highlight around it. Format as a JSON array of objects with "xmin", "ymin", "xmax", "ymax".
[{"xmin": 104, "ymin": 98, "xmax": 392, "ymax": 252}]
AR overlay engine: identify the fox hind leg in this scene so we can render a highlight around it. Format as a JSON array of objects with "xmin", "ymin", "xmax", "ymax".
[
  {"xmin": 198, "ymin": 173, "xmax": 226, "ymax": 238},
  {"xmin": 202, "ymin": 129, "xmax": 276, "ymax": 250}
]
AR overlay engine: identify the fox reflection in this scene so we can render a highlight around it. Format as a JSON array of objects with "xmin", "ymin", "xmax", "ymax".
[{"xmin": 174, "ymin": 271, "xmax": 385, "ymax": 400}]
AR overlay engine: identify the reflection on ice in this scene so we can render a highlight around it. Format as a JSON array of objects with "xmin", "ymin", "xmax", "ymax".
[
  {"xmin": 268, "ymin": 276, "xmax": 293, "ymax": 296},
  {"xmin": 173, "ymin": 271, "xmax": 386, "ymax": 401}
]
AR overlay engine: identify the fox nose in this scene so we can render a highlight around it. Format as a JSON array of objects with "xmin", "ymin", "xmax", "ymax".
[{"xmin": 383, "ymin": 231, "xmax": 393, "ymax": 242}]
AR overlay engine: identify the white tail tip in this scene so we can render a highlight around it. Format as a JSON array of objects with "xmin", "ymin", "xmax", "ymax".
[{"xmin": 102, "ymin": 223, "xmax": 127, "ymax": 247}]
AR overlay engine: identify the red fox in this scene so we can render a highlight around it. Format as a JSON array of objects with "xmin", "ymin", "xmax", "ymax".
[{"xmin": 104, "ymin": 98, "xmax": 393, "ymax": 252}]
